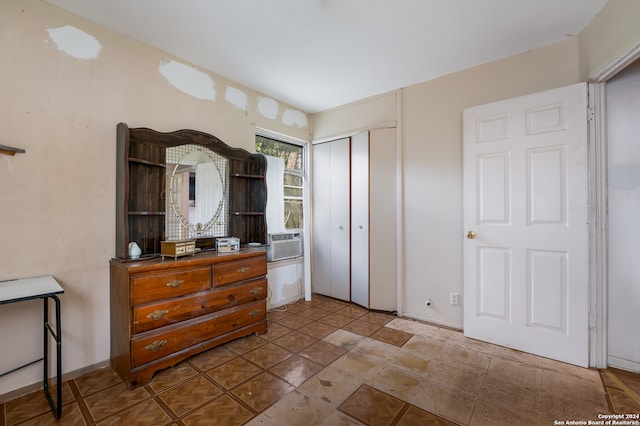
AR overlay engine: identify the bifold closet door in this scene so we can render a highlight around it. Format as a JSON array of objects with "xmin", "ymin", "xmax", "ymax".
[
  {"xmin": 351, "ymin": 129, "xmax": 397, "ymax": 311},
  {"xmin": 350, "ymin": 132, "xmax": 369, "ymax": 307},
  {"xmin": 312, "ymin": 138, "xmax": 350, "ymax": 301}
]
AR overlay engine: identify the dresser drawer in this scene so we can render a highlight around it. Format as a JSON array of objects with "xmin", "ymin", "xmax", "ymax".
[
  {"xmin": 132, "ymin": 278, "xmax": 267, "ymax": 333},
  {"xmin": 214, "ymin": 256, "xmax": 267, "ymax": 287},
  {"xmin": 131, "ymin": 300, "xmax": 266, "ymax": 367},
  {"xmin": 130, "ymin": 266, "xmax": 211, "ymax": 305}
]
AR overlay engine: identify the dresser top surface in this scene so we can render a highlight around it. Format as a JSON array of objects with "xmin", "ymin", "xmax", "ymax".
[{"xmin": 110, "ymin": 248, "xmax": 266, "ymax": 273}]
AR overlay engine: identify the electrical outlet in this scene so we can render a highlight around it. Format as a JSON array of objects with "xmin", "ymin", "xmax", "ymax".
[{"xmin": 450, "ymin": 292, "xmax": 460, "ymax": 306}]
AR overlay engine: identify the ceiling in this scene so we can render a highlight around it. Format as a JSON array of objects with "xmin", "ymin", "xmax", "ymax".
[{"xmin": 42, "ymin": 0, "xmax": 608, "ymax": 114}]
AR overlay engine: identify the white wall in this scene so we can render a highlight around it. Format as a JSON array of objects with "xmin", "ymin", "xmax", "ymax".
[
  {"xmin": 313, "ymin": 92, "xmax": 398, "ymax": 141},
  {"xmin": 0, "ymin": 0, "xmax": 310, "ymax": 399},
  {"xmin": 267, "ymin": 258, "xmax": 305, "ymax": 310},
  {"xmin": 310, "ymin": 0, "xmax": 640, "ymax": 331},
  {"xmin": 606, "ymin": 58, "xmax": 640, "ymax": 371},
  {"xmin": 314, "ymin": 39, "xmax": 583, "ymax": 328}
]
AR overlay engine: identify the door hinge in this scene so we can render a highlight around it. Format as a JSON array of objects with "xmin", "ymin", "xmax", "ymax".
[{"xmin": 588, "ymin": 107, "xmax": 595, "ymax": 122}]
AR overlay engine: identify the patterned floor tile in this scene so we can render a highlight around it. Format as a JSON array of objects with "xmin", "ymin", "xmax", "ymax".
[
  {"xmin": 223, "ymin": 334, "xmax": 268, "ymax": 355},
  {"xmin": 4, "ymin": 382, "xmax": 74, "ymax": 425},
  {"xmin": 83, "ymin": 383, "xmax": 150, "ymax": 422},
  {"xmin": 255, "ymin": 390, "xmax": 334, "ymax": 425},
  {"xmin": 206, "ymin": 357, "xmax": 262, "ymax": 389},
  {"xmin": 334, "ymin": 305, "xmax": 368, "ymax": 319},
  {"xmin": 243, "ymin": 343, "xmax": 293, "ymax": 369},
  {"xmin": 2, "ymin": 294, "xmax": 627, "ymax": 426},
  {"xmin": 11, "ymin": 401, "xmax": 85, "ymax": 426},
  {"xmin": 188, "ymin": 345, "xmax": 238, "ymax": 371},
  {"xmin": 299, "ymin": 340, "xmax": 347, "ymax": 366},
  {"xmin": 157, "ymin": 375, "xmax": 222, "ymax": 417},
  {"xmin": 269, "ymin": 355, "xmax": 324, "ymax": 387},
  {"xmin": 260, "ymin": 322, "xmax": 293, "ymax": 341},
  {"xmin": 182, "ymin": 395, "xmax": 254, "ymax": 426},
  {"xmin": 73, "ymin": 367, "xmax": 123, "ymax": 397},
  {"xmin": 296, "ymin": 307, "xmax": 331, "ymax": 321},
  {"xmin": 231, "ymin": 373, "xmax": 295, "ymax": 412},
  {"xmin": 370, "ymin": 326, "xmax": 413, "ymax": 347},
  {"xmin": 396, "ymin": 405, "xmax": 457, "ymax": 425},
  {"xmin": 269, "ymin": 313, "xmax": 314, "ymax": 330},
  {"xmin": 316, "ymin": 300, "xmax": 351, "ymax": 313},
  {"xmin": 298, "ymin": 321, "xmax": 338, "ymax": 339},
  {"xmin": 279, "ymin": 302, "xmax": 309, "ymax": 314},
  {"xmin": 342, "ymin": 319, "xmax": 383, "ymax": 337},
  {"xmin": 360, "ymin": 311, "xmax": 395, "ymax": 326},
  {"xmin": 339, "ymin": 384, "xmax": 406, "ymax": 426},
  {"xmin": 318, "ymin": 313, "xmax": 356, "ymax": 328},
  {"xmin": 146, "ymin": 362, "xmax": 199, "ymax": 394},
  {"xmin": 297, "ymin": 365, "xmax": 363, "ymax": 408},
  {"xmin": 272, "ymin": 330, "xmax": 318, "ymax": 352},
  {"xmin": 93, "ymin": 398, "xmax": 171, "ymax": 426}
]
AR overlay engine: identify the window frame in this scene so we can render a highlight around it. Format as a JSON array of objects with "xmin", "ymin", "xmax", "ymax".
[{"xmin": 255, "ymin": 130, "xmax": 307, "ymax": 232}]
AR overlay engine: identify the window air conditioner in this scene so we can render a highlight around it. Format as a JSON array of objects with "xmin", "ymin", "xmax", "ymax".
[{"xmin": 267, "ymin": 232, "xmax": 302, "ymax": 261}]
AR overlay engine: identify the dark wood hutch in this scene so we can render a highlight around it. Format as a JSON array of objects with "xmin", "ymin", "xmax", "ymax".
[
  {"xmin": 115, "ymin": 123, "xmax": 267, "ymax": 259},
  {"xmin": 111, "ymin": 124, "xmax": 269, "ymax": 387}
]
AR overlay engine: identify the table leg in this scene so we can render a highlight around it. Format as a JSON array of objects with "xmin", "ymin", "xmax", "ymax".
[{"xmin": 42, "ymin": 296, "xmax": 62, "ymax": 419}]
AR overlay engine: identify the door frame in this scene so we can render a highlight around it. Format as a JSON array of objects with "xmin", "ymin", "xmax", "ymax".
[{"xmin": 589, "ymin": 42, "xmax": 640, "ymax": 368}]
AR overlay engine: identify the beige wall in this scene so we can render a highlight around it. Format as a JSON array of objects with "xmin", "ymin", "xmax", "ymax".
[
  {"xmin": 0, "ymin": 0, "xmax": 309, "ymax": 397},
  {"xmin": 311, "ymin": 0, "xmax": 640, "ymax": 329},
  {"xmin": 401, "ymin": 38, "xmax": 581, "ymax": 326},
  {"xmin": 3, "ymin": 0, "xmax": 640, "ymax": 400},
  {"xmin": 579, "ymin": 0, "xmax": 640, "ymax": 80},
  {"xmin": 313, "ymin": 92, "xmax": 399, "ymax": 141}
]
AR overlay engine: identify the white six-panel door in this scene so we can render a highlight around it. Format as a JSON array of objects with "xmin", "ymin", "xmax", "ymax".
[{"xmin": 463, "ymin": 83, "xmax": 590, "ymax": 367}]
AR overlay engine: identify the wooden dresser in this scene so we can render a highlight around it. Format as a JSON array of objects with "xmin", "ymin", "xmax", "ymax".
[{"xmin": 110, "ymin": 250, "xmax": 268, "ymax": 388}]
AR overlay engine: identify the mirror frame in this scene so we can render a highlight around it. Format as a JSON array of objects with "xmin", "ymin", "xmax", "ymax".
[{"xmin": 167, "ymin": 147, "xmax": 226, "ymax": 238}]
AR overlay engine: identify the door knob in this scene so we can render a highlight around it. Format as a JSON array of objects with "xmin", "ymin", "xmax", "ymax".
[{"xmin": 466, "ymin": 231, "xmax": 476, "ymax": 239}]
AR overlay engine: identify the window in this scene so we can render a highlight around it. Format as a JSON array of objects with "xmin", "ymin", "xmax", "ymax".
[{"xmin": 255, "ymin": 134, "xmax": 305, "ymax": 230}]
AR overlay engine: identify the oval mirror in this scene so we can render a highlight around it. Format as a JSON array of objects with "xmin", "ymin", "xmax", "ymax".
[{"xmin": 168, "ymin": 148, "xmax": 225, "ymax": 238}]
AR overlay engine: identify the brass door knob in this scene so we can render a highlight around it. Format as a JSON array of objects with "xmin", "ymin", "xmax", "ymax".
[{"xmin": 466, "ymin": 231, "xmax": 476, "ymax": 239}]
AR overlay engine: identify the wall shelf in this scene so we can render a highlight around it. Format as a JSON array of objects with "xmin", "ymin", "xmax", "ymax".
[{"xmin": 0, "ymin": 145, "xmax": 26, "ymax": 156}]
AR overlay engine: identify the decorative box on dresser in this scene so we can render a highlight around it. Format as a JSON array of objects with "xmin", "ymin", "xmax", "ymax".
[{"xmin": 110, "ymin": 250, "xmax": 267, "ymax": 388}]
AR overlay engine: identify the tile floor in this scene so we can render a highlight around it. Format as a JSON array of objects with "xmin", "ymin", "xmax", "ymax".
[{"xmin": 1, "ymin": 294, "xmax": 638, "ymax": 425}]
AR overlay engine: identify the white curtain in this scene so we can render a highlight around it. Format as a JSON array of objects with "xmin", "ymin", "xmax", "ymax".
[{"xmin": 264, "ymin": 155, "xmax": 287, "ymax": 234}]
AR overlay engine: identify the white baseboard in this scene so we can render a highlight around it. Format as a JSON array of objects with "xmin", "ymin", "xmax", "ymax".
[
  {"xmin": 0, "ymin": 359, "xmax": 111, "ymax": 404},
  {"xmin": 608, "ymin": 356, "xmax": 640, "ymax": 373},
  {"xmin": 399, "ymin": 312, "xmax": 463, "ymax": 331}
]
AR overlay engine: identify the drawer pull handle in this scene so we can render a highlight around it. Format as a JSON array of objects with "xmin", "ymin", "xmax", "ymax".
[
  {"xmin": 166, "ymin": 279, "xmax": 184, "ymax": 288},
  {"xmin": 145, "ymin": 340, "xmax": 167, "ymax": 352},
  {"xmin": 147, "ymin": 309, "xmax": 169, "ymax": 320},
  {"xmin": 237, "ymin": 266, "xmax": 250, "ymax": 274},
  {"xmin": 249, "ymin": 309, "xmax": 262, "ymax": 317},
  {"xmin": 249, "ymin": 287, "xmax": 262, "ymax": 295}
]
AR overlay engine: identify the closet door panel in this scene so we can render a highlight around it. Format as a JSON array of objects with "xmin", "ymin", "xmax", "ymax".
[
  {"xmin": 329, "ymin": 138, "xmax": 351, "ymax": 301},
  {"xmin": 351, "ymin": 132, "xmax": 370, "ymax": 307},
  {"xmin": 369, "ymin": 128, "xmax": 397, "ymax": 311},
  {"xmin": 311, "ymin": 142, "xmax": 332, "ymax": 296}
]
